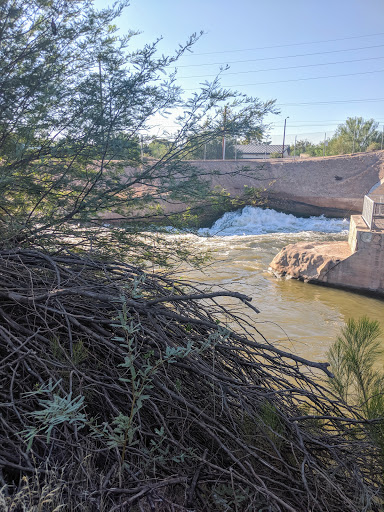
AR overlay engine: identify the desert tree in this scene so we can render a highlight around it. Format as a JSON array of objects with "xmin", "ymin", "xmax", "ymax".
[
  {"xmin": 0, "ymin": 0, "xmax": 277, "ymax": 262},
  {"xmin": 327, "ymin": 117, "xmax": 381, "ymax": 155}
]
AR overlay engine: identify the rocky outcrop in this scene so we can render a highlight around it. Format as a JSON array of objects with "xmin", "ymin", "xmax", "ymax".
[
  {"xmin": 269, "ymin": 215, "xmax": 384, "ymax": 297},
  {"xmin": 269, "ymin": 241, "xmax": 352, "ymax": 282}
]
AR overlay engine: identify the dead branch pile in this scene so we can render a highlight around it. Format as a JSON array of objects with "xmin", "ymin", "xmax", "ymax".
[{"xmin": 0, "ymin": 249, "xmax": 381, "ymax": 511}]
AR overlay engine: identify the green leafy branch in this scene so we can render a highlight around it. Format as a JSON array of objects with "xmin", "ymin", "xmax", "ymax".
[{"xmin": 21, "ymin": 379, "xmax": 87, "ymax": 450}]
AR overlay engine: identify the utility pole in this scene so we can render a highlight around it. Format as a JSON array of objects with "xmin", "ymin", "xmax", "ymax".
[
  {"xmin": 282, "ymin": 117, "xmax": 289, "ymax": 158},
  {"xmin": 222, "ymin": 106, "xmax": 227, "ymax": 160},
  {"xmin": 294, "ymin": 135, "xmax": 297, "ymax": 160},
  {"xmin": 323, "ymin": 133, "xmax": 327, "ymax": 157},
  {"xmin": 204, "ymin": 143, "xmax": 207, "ymax": 161},
  {"xmin": 381, "ymin": 125, "xmax": 384, "ymax": 150}
]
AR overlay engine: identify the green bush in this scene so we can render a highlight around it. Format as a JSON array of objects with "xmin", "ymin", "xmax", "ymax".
[
  {"xmin": 328, "ymin": 317, "xmax": 384, "ymax": 456},
  {"xmin": 366, "ymin": 142, "xmax": 382, "ymax": 152}
]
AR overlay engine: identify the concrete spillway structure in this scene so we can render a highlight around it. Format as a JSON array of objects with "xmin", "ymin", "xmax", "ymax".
[
  {"xmin": 189, "ymin": 150, "xmax": 384, "ymax": 218},
  {"xmin": 269, "ymin": 195, "xmax": 384, "ymax": 297},
  {"xmin": 100, "ymin": 150, "xmax": 384, "ymax": 225}
]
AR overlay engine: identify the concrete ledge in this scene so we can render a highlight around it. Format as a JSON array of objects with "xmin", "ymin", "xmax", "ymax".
[{"xmin": 269, "ymin": 215, "xmax": 384, "ymax": 297}]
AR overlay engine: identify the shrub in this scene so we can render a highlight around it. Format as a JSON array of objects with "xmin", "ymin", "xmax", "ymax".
[{"xmin": 366, "ymin": 142, "xmax": 382, "ymax": 152}]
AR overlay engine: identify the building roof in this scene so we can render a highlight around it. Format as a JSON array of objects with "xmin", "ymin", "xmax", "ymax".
[{"xmin": 235, "ymin": 144, "xmax": 290, "ymax": 154}]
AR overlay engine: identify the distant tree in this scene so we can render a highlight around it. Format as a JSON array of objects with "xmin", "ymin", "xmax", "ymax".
[
  {"xmin": 366, "ymin": 142, "xmax": 382, "ymax": 152},
  {"xmin": 292, "ymin": 139, "xmax": 312, "ymax": 155},
  {"xmin": 327, "ymin": 117, "xmax": 380, "ymax": 155},
  {"xmin": 239, "ymin": 128, "xmax": 264, "ymax": 145},
  {"xmin": 144, "ymin": 139, "xmax": 172, "ymax": 159},
  {"xmin": 218, "ymin": 105, "xmax": 268, "ymax": 145},
  {"xmin": 176, "ymin": 105, "xmax": 272, "ymax": 160},
  {"xmin": 291, "ymin": 139, "xmax": 324, "ymax": 157}
]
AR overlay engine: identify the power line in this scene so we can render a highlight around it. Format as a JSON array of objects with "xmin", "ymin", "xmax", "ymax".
[
  {"xmin": 142, "ymin": 99, "xmax": 384, "ymax": 130},
  {"xmin": 275, "ymin": 132, "xmax": 337, "ymax": 138},
  {"xmin": 276, "ymin": 97, "xmax": 384, "ymax": 106},
  {"xmin": 184, "ymin": 69, "xmax": 384, "ymax": 90},
  {"xmin": 176, "ymin": 44, "xmax": 384, "ymax": 68},
  {"xmin": 181, "ymin": 55, "xmax": 384, "ymax": 79},
  {"xmin": 275, "ymin": 119, "xmax": 384, "ymax": 124},
  {"xmin": 186, "ymin": 32, "xmax": 384, "ymax": 57},
  {"xmin": 273, "ymin": 123, "xmax": 379, "ymax": 128},
  {"xmin": 273, "ymin": 123, "xmax": 384, "ymax": 128}
]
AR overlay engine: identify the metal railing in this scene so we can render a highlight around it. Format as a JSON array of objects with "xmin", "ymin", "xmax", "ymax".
[{"xmin": 362, "ymin": 195, "xmax": 384, "ymax": 230}]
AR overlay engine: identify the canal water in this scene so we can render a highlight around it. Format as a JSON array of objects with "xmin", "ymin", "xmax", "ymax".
[{"xmin": 172, "ymin": 206, "xmax": 384, "ymax": 363}]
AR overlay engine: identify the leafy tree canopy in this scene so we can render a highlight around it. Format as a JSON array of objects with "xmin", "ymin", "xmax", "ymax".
[
  {"xmin": 327, "ymin": 117, "xmax": 380, "ymax": 155},
  {"xmin": 291, "ymin": 119, "xmax": 382, "ymax": 158},
  {"xmin": 0, "ymin": 0, "xmax": 277, "ymax": 261}
]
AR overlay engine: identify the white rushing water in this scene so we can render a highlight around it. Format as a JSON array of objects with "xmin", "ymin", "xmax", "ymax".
[
  {"xmin": 199, "ymin": 206, "xmax": 349, "ymax": 237},
  {"xmin": 176, "ymin": 207, "xmax": 384, "ymax": 362}
]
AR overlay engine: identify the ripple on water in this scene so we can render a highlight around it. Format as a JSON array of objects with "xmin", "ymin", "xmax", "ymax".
[{"xmin": 173, "ymin": 208, "xmax": 383, "ymax": 362}]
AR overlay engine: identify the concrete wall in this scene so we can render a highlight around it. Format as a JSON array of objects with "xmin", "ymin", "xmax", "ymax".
[
  {"xmin": 101, "ymin": 150, "xmax": 384, "ymax": 225},
  {"xmin": 324, "ymin": 215, "xmax": 384, "ymax": 294},
  {"xmin": 186, "ymin": 150, "xmax": 384, "ymax": 217}
]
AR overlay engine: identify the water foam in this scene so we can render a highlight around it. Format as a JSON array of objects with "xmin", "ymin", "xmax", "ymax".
[{"xmin": 199, "ymin": 206, "xmax": 349, "ymax": 237}]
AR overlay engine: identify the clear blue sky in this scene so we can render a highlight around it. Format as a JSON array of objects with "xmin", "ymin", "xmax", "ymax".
[{"xmin": 96, "ymin": 0, "xmax": 384, "ymax": 144}]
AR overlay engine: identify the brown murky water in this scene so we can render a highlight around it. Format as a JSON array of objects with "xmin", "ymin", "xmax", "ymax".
[{"xmin": 174, "ymin": 230, "xmax": 384, "ymax": 363}]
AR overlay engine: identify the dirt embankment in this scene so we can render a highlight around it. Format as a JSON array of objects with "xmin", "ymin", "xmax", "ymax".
[{"xmin": 186, "ymin": 150, "xmax": 384, "ymax": 218}]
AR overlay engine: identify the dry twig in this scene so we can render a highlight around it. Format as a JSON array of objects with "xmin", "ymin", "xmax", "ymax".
[{"xmin": 0, "ymin": 249, "xmax": 381, "ymax": 511}]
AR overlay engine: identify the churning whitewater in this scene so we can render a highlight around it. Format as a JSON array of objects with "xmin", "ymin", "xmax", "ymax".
[
  {"xmin": 199, "ymin": 206, "xmax": 349, "ymax": 237},
  {"xmin": 177, "ymin": 205, "xmax": 383, "ymax": 362}
]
